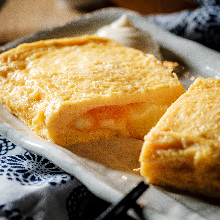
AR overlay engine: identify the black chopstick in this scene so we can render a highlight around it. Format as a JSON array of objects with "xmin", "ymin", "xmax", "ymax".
[{"xmin": 94, "ymin": 181, "xmax": 149, "ymax": 220}]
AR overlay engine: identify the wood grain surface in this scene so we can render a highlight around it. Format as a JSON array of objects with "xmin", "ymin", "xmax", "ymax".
[{"xmin": 0, "ymin": 0, "xmax": 197, "ymax": 45}]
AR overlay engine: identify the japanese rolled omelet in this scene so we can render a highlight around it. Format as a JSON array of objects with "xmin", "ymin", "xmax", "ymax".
[
  {"xmin": 140, "ymin": 78, "xmax": 220, "ymax": 197},
  {"xmin": 0, "ymin": 35, "xmax": 185, "ymax": 146}
]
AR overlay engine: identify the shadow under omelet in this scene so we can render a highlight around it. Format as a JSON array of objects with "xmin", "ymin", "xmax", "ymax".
[{"xmin": 66, "ymin": 137, "xmax": 143, "ymax": 174}]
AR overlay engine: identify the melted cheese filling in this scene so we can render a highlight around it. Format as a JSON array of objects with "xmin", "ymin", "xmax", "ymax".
[{"xmin": 72, "ymin": 102, "xmax": 170, "ymax": 139}]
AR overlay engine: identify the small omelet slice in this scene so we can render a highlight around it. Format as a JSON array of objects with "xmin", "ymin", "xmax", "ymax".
[{"xmin": 140, "ymin": 78, "xmax": 220, "ymax": 197}]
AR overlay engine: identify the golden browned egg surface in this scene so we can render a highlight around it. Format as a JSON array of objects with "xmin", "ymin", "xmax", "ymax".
[
  {"xmin": 140, "ymin": 77, "xmax": 220, "ymax": 197},
  {"xmin": 0, "ymin": 35, "xmax": 185, "ymax": 146}
]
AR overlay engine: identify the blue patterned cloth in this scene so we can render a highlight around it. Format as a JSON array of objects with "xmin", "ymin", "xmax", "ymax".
[
  {"xmin": 0, "ymin": 136, "xmax": 112, "ymax": 220},
  {"xmin": 1, "ymin": 1, "xmax": 220, "ymax": 220},
  {"xmin": 147, "ymin": 0, "xmax": 220, "ymax": 52}
]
